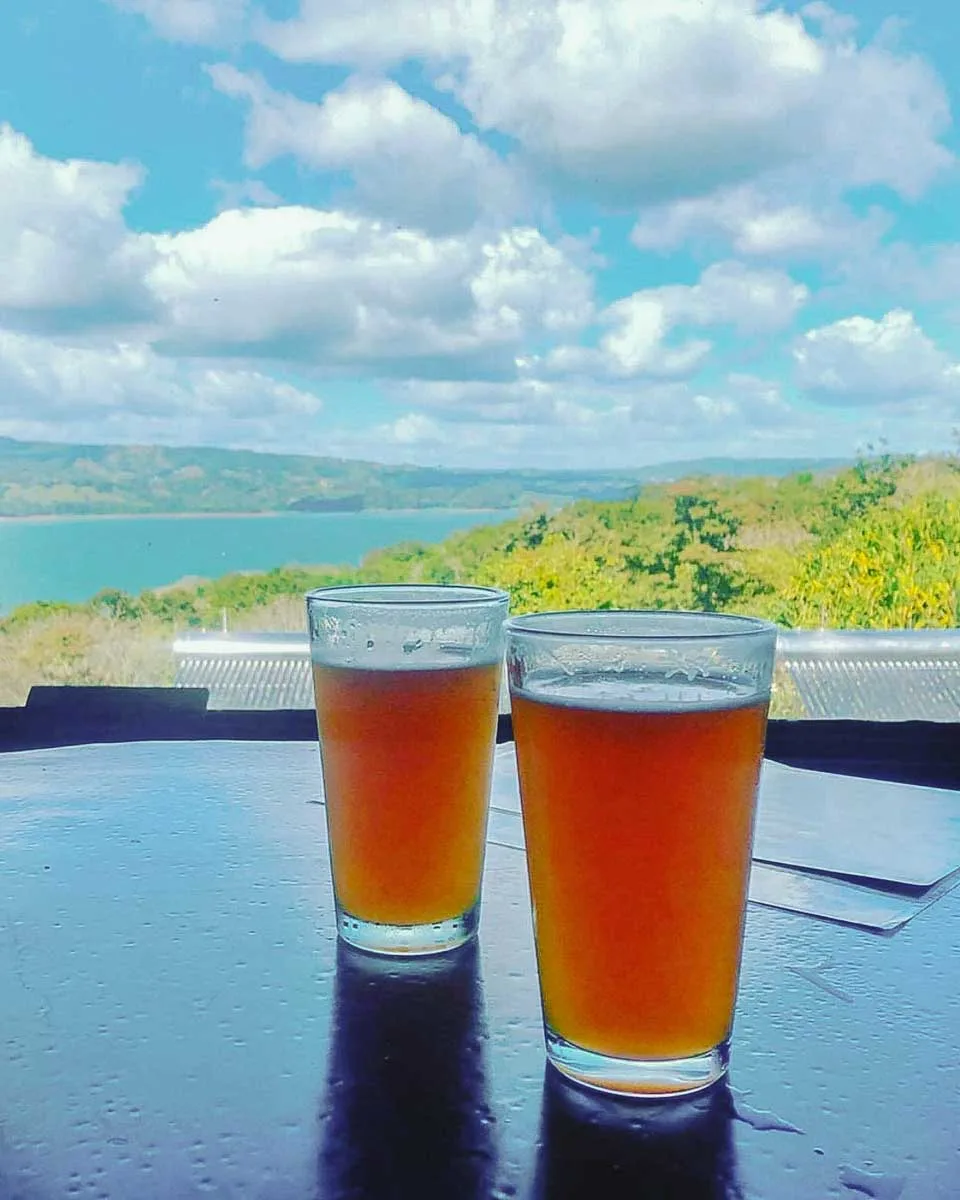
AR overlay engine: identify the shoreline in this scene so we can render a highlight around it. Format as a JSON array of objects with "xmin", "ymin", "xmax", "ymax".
[{"xmin": 0, "ymin": 507, "xmax": 516, "ymax": 525}]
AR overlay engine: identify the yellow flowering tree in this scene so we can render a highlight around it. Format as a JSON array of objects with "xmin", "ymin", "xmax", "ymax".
[
  {"xmin": 781, "ymin": 495, "xmax": 960, "ymax": 628},
  {"xmin": 474, "ymin": 529, "xmax": 642, "ymax": 613}
]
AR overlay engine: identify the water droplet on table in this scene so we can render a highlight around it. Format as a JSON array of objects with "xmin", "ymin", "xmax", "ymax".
[
  {"xmin": 732, "ymin": 1097, "xmax": 804, "ymax": 1135},
  {"xmin": 839, "ymin": 1164, "xmax": 906, "ymax": 1199}
]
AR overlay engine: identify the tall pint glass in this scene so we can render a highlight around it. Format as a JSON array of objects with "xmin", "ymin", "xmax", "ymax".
[
  {"xmin": 506, "ymin": 610, "xmax": 777, "ymax": 1096},
  {"xmin": 307, "ymin": 585, "xmax": 508, "ymax": 956}
]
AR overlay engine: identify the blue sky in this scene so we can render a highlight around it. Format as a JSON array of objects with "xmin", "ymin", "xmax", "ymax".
[{"xmin": 1, "ymin": 0, "xmax": 959, "ymax": 468}]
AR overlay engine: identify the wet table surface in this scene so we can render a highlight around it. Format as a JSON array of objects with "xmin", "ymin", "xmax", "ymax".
[{"xmin": 0, "ymin": 739, "xmax": 957, "ymax": 1200}]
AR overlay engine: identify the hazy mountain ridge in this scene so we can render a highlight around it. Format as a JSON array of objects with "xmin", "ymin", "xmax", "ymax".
[{"xmin": 0, "ymin": 437, "xmax": 848, "ymax": 516}]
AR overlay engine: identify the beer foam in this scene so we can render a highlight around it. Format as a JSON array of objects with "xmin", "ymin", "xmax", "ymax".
[
  {"xmin": 311, "ymin": 646, "xmax": 501, "ymax": 671},
  {"xmin": 512, "ymin": 671, "xmax": 763, "ymax": 713}
]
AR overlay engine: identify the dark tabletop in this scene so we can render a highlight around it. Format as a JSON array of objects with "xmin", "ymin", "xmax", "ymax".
[{"xmin": 0, "ymin": 738, "xmax": 957, "ymax": 1199}]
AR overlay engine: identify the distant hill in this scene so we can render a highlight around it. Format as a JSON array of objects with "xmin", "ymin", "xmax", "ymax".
[
  {"xmin": 0, "ymin": 437, "xmax": 848, "ymax": 517},
  {"xmin": 631, "ymin": 456, "xmax": 850, "ymax": 482}
]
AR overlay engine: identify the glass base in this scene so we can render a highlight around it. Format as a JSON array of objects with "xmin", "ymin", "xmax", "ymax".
[
  {"xmin": 336, "ymin": 902, "xmax": 479, "ymax": 957},
  {"xmin": 546, "ymin": 1029, "xmax": 729, "ymax": 1099}
]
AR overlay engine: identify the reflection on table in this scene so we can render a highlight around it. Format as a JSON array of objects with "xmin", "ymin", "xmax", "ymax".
[
  {"xmin": 319, "ymin": 941, "xmax": 494, "ymax": 1199},
  {"xmin": 533, "ymin": 1072, "xmax": 740, "ymax": 1200}
]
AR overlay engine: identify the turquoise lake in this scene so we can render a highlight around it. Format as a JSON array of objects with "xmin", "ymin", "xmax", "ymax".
[{"xmin": 0, "ymin": 510, "xmax": 511, "ymax": 613}]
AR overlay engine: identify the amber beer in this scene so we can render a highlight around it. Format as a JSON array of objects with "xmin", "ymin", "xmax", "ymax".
[
  {"xmin": 313, "ymin": 661, "xmax": 501, "ymax": 927},
  {"xmin": 514, "ymin": 684, "xmax": 765, "ymax": 1057},
  {"xmin": 506, "ymin": 610, "xmax": 776, "ymax": 1096},
  {"xmin": 307, "ymin": 584, "xmax": 508, "ymax": 956}
]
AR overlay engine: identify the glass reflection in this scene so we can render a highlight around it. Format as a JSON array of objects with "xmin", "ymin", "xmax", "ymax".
[
  {"xmin": 318, "ymin": 940, "xmax": 494, "ymax": 1199},
  {"xmin": 533, "ymin": 1072, "xmax": 742, "ymax": 1200}
]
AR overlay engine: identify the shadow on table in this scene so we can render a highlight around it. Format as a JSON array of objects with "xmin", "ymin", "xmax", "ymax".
[
  {"xmin": 317, "ymin": 939, "xmax": 494, "ymax": 1200},
  {"xmin": 532, "ymin": 1071, "xmax": 743, "ymax": 1200}
]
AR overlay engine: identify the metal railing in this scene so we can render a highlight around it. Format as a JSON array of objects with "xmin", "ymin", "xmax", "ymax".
[{"xmin": 173, "ymin": 628, "xmax": 960, "ymax": 720}]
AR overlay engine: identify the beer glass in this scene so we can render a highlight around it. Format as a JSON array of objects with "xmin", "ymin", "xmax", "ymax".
[
  {"xmin": 307, "ymin": 584, "xmax": 508, "ymax": 956},
  {"xmin": 506, "ymin": 610, "xmax": 776, "ymax": 1096}
]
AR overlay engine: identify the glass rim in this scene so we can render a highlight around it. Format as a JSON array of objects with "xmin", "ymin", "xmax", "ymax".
[
  {"xmin": 305, "ymin": 583, "xmax": 509, "ymax": 608},
  {"xmin": 503, "ymin": 608, "xmax": 779, "ymax": 642}
]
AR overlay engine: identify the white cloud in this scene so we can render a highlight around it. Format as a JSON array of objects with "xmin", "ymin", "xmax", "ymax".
[
  {"xmin": 817, "ymin": 30, "xmax": 950, "ymax": 201},
  {"xmin": 471, "ymin": 228, "xmax": 594, "ymax": 333},
  {"xmin": 252, "ymin": 379, "xmax": 958, "ymax": 465},
  {"xmin": 258, "ymin": 1, "xmax": 952, "ymax": 206},
  {"xmin": 108, "ymin": 0, "xmax": 247, "ymax": 43},
  {"xmin": 549, "ymin": 262, "xmax": 807, "ymax": 379},
  {"xmin": 388, "ymin": 378, "xmax": 599, "ymax": 426},
  {"xmin": 724, "ymin": 372, "xmax": 795, "ymax": 428},
  {"xmin": 255, "ymin": 0, "xmax": 475, "ymax": 67},
  {"xmin": 210, "ymin": 177, "xmax": 283, "ymax": 212},
  {"xmin": 822, "ymin": 241, "xmax": 960, "ymax": 311},
  {"xmin": 598, "ymin": 297, "xmax": 712, "ymax": 379},
  {"xmin": 794, "ymin": 309, "xmax": 960, "ymax": 405},
  {"xmin": 208, "ymin": 67, "xmax": 525, "ymax": 234},
  {"xmin": 0, "ymin": 327, "xmax": 322, "ymax": 447},
  {"xmin": 801, "ymin": 2, "xmax": 858, "ymax": 43},
  {"xmin": 144, "ymin": 206, "xmax": 593, "ymax": 375},
  {"xmin": 397, "ymin": 372, "xmax": 793, "ymax": 439},
  {"xmin": 339, "ymin": 372, "xmax": 829, "ymax": 468},
  {"xmin": 0, "ymin": 122, "xmax": 594, "ymax": 422},
  {"xmin": 0, "ymin": 124, "xmax": 153, "ymax": 329},
  {"xmin": 631, "ymin": 184, "xmax": 891, "ymax": 261},
  {"xmin": 663, "ymin": 261, "xmax": 809, "ymax": 333},
  {"xmin": 388, "ymin": 412, "xmax": 447, "ymax": 446}
]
